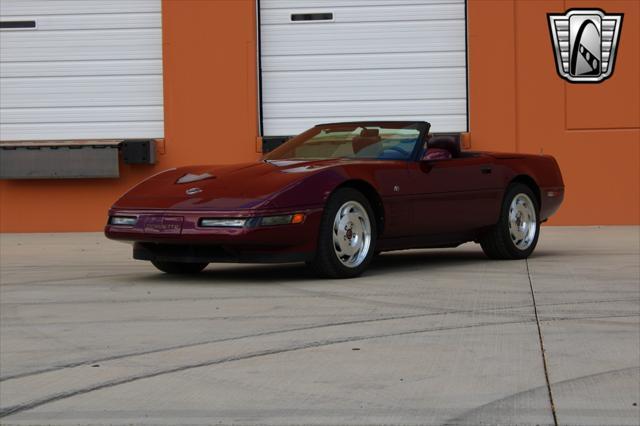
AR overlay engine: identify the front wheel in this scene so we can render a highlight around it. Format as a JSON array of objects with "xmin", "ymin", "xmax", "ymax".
[
  {"xmin": 309, "ymin": 188, "xmax": 377, "ymax": 278},
  {"xmin": 151, "ymin": 261, "xmax": 208, "ymax": 274},
  {"xmin": 480, "ymin": 183, "xmax": 540, "ymax": 259}
]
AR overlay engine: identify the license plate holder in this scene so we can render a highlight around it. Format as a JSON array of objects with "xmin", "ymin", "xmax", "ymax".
[{"xmin": 144, "ymin": 215, "xmax": 184, "ymax": 235}]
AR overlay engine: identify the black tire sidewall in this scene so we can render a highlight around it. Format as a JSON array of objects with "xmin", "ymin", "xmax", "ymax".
[
  {"xmin": 499, "ymin": 184, "xmax": 540, "ymax": 258},
  {"xmin": 315, "ymin": 188, "xmax": 377, "ymax": 278}
]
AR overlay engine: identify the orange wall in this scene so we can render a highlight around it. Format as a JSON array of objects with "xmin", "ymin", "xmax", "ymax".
[
  {"xmin": 467, "ymin": 0, "xmax": 639, "ymax": 225},
  {"xmin": 0, "ymin": 0, "xmax": 638, "ymax": 232}
]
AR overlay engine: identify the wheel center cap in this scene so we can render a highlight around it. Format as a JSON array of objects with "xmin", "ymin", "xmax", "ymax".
[{"xmin": 346, "ymin": 229, "xmax": 353, "ymax": 240}]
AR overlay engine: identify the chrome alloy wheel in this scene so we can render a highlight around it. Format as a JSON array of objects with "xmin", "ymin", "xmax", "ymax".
[
  {"xmin": 332, "ymin": 200, "xmax": 372, "ymax": 268},
  {"xmin": 509, "ymin": 193, "xmax": 537, "ymax": 250}
]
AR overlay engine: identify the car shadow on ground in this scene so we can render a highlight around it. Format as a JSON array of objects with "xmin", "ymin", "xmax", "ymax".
[{"xmin": 133, "ymin": 248, "xmax": 563, "ymax": 285}]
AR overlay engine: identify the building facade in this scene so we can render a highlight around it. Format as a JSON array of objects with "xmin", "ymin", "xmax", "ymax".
[{"xmin": 0, "ymin": 0, "xmax": 638, "ymax": 232}]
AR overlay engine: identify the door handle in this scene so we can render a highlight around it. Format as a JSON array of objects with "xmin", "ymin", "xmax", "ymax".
[{"xmin": 480, "ymin": 166, "xmax": 492, "ymax": 174}]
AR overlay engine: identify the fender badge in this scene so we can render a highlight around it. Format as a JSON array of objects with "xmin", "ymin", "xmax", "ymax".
[{"xmin": 185, "ymin": 187, "xmax": 203, "ymax": 196}]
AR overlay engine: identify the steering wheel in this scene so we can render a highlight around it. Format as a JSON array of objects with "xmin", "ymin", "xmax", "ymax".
[{"xmin": 382, "ymin": 145, "xmax": 410, "ymax": 158}]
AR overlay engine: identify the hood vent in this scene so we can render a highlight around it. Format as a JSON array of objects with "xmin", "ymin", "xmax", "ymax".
[{"xmin": 176, "ymin": 172, "xmax": 216, "ymax": 184}]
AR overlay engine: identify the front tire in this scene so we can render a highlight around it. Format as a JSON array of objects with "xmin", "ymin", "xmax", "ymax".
[
  {"xmin": 480, "ymin": 183, "xmax": 540, "ymax": 259},
  {"xmin": 151, "ymin": 261, "xmax": 208, "ymax": 274},
  {"xmin": 309, "ymin": 188, "xmax": 377, "ymax": 278}
]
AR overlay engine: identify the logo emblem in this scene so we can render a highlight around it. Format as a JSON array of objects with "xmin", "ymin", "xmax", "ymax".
[
  {"xmin": 548, "ymin": 9, "xmax": 623, "ymax": 83},
  {"xmin": 185, "ymin": 187, "xmax": 202, "ymax": 196}
]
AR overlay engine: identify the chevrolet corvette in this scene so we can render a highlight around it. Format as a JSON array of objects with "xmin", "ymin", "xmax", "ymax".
[{"xmin": 105, "ymin": 121, "xmax": 564, "ymax": 278}]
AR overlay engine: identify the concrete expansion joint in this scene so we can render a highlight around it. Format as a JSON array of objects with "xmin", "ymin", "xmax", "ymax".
[{"xmin": 526, "ymin": 258, "xmax": 559, "ymax": 426}]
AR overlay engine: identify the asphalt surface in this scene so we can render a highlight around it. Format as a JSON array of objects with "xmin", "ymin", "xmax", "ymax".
[{"xmin": 0, "ymin": 226, "xmax": 638, "ymax": 426}]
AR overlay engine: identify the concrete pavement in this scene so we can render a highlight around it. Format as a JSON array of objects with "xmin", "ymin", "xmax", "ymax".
[{"xmin": 0, "ymin": 227, "xmax": 638, "ymax": 425}]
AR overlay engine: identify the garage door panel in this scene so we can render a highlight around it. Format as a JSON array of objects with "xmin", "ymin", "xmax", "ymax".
[
  {"xmin": 262, "ymin": 51, "xmax": 465, "ymax": 72},
  {"xmin": 262, "ymin": 0, "xmax": 462, "ymax": 9},
  {"xmin": 0, "ymin": 12, "xmax": 160, "ymax": 31},
  {"xmin": 1, "ymin": 106, "xmax": 163, "ymax": 125},
  {"xmin": 0, "ymin": 29, "xmax": 162, "ymax": 62},
  {"xmin": 260, "ymin": 0, "xmax": 467, "ymax": 136},
  {"xmin": 263, "ymin": 99, "xmax": 466, "ymax": 118},
  {"xmin": 264, "ymin": 115, "xmax": 467, "ymax": 136},
  {"xmin": 262, "ymin": 68, "xmax": 466, "ymax": 102},
  {"xmin": 261, "ymin": 3, "xmax": 463, "ymax": 25},
  {"xmin": 262, "ymin": 21, "xmax": 464, "ymax": 55},
  {"xmin": 0, "ymin": 59, "xmax": 162, "ymax": 78},
  {"xmin": 0, "ymin": 0, "xmax": 163, "ymax": 141},
  {"xmin": 0, "ymin": 0, "xmax": 161, "ymax": 16},
  {"xmin": 0, "ymin": 121, "xmax": 164, "ymax": 141},
  {"xmin": 1, "ymin": 75, "xmax": 163, "ymax": 108}
]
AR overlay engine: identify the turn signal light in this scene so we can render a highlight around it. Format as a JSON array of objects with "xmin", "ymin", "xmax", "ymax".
[{"xmin": 259, "ymin": 213, "xmax": 305, "ymax": 227}]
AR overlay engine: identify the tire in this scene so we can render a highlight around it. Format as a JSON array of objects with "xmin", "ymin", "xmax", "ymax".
[
  {"xmin": 480, "ymin": 183, "xmax": 540, "ymax": 260},
  {"xmin": 151, "ymin": 261, "xmax": 208, "ymax": 274},
  {"xmin": 309, "ymin": 187, "xmax": 377, "ymax": 278}
]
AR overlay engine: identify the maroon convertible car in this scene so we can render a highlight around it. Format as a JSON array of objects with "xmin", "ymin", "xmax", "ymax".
[{"xmin": 105, "ymin": 121, "xmax": 564, "ymax": 278}]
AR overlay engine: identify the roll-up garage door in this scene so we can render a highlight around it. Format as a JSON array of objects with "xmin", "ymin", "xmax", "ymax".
[
  {"xmin": 0, "ymin": 0, "xmax": 163, "ymax": 141},
  {"xmin": 259, "ymin": 0, "xmax": 468, "ymax": 137}
]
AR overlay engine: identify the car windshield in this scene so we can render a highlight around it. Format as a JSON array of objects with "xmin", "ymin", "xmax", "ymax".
[{"xmin": 264, "ymin": 123, "xmax": 422, "ymax": 161}]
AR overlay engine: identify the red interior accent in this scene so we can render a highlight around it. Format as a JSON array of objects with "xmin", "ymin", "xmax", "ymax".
[{"xmin": 424, "ymin": 147, "xmax": 452, "ymax": 161}]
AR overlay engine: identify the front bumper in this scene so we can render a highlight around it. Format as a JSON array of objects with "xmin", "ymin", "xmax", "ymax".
[
  {"xmin": 132, "ymin": 242, "xmax": 312, "ymax": 264},
  {"xmin": 105, "ymin": 207, "xmax": 323, "ymax": 263}
]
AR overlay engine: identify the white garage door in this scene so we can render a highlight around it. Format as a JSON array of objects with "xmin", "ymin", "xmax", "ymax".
[
  {"xmin": 259, "ymin": 0, "xmax": 468, "ymax": 137},
  {"xmin": 0, "ymin": 0, "xmax": 163, "ymax": 141}
]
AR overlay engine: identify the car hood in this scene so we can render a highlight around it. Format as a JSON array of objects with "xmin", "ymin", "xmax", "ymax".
[{"xmin": 112, "ymin": 159, "xmax": 345, "ymax": 211}]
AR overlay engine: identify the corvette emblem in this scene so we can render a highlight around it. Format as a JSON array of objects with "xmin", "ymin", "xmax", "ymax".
[
  {"xmin": 548, "ymin": 9, "xmax": 623, "ymax": 83},
  {"xmin": 185, "ymin": 187, "xmax": 203, "ymax": 196}
]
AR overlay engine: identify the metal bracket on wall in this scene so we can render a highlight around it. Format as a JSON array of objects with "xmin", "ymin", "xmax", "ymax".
[
  {"xmin": 0, "ymin": 141, "xmax": 121, "ymax": 179},
  {"xmin": 121, "ymin": 139, "xmax": 156, "ymax": 164},
  {"xmin": 0, "ymin": 139, "xmax": 160, "ymax": 179}
]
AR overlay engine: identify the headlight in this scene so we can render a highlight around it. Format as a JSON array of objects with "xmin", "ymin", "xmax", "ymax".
[
  {"xmin": 110, "ymin": 216, "xmax": 137, "ymax": 226},
  {"xmin": 259, "ymin": 213, "xmax": 305, "ymax": 226},
  {"xmin": 200, "ymin": 218, "xmax": 247, "ymax": 228}
]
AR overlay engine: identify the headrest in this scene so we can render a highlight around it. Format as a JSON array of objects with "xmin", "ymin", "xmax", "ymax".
[
  {"xmin": 427, "ymin": 135, "xmax": 460, "ymax": 158},
  {"xmin": 360, "ymin": 128, "xmax": 379, "ymax": 137},
  {"xmin": 353, "ymin": 128, "xmax": 381, "ymax": 154}
]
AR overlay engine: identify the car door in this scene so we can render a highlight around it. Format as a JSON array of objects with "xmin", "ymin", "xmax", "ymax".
[{"xmin": 405, "ymin": 154, "xmax": 504, "ymax": 235}]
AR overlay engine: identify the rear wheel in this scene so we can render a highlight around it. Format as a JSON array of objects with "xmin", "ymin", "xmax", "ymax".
[
  {"xmin": 151, "ymin": 261, "xmax": 208, "ymax": 274},
  {"xmin": 480, "ymin": 183, "xmax": 540, "ymax": 259},
  {"xmin": 309, "ymin": 188, "xmax": 377, "ymax": 278}
]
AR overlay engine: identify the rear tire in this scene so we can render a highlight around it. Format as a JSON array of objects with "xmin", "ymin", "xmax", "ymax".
[
  {"xmin": 480, "ymin": 183, "xmax": 540, "ymax": 260},
  {"xmin": 309, "ymin": 188, "xmax": 377, "ymax": 278},
  {"xmin": 151, "ymin": 261, "xmax": 208, "ymax": 274}
]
